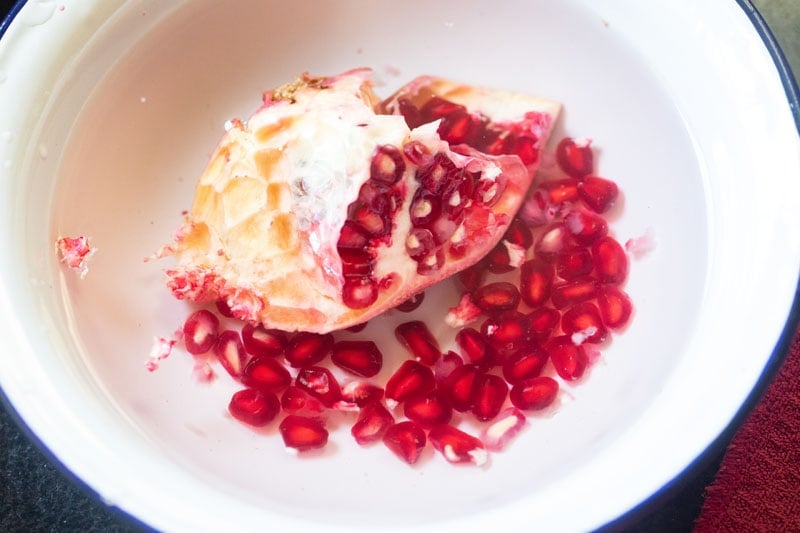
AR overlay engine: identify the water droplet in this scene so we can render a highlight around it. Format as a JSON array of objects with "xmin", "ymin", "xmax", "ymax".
[
  {"xmin": 21, "ymin": 0, "xmax": 57, "ymax": 27},
  {"xmin": 38, "ymin": 144, "xmax": 48, "ymax": 159}
]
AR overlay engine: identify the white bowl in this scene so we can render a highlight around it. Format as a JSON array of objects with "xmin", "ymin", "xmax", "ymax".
[{"xmin": 1, "ymin": 1, "xmax": 799, "ymax": 531}]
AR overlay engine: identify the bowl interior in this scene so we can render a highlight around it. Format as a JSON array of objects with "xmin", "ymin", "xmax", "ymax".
[{"xmin": 2, "ymin": 0, "xmax": 799, "ymax": 531}]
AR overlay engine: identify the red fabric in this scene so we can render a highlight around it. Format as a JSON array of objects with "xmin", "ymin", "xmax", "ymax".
[{"xmin": 695, "ymin": 327, "xmax": 800, "ymax": 531}]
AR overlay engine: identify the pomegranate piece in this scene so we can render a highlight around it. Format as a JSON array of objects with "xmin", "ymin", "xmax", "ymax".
[
  {"xmin": 229, "ymin": 388, "xmax": 280, "ymax": 427},
  {"xmin": 280, "ymin": 385, "xmax": 325, "ymax": 414},
  {"xmin": 592, "ymin": 236, "xmax": 629, "ymax": 284},
  {"xmin": 56, "ymin": 235, "xmax": 96, "ymax": 278},
  {"xmin": 428, "ymin": 425, "xmax": 488, "ymax": 466},
  {"xmin": 551, "ymin": 277, "xmax": 598, "ymax": 309},
  {"xmin": 279, "ymin": 415, "xmax": 329, "ymax": 452},
  {"xmin": 183, "ymin": 309, "xmax": 220, "ymax": 355},
  {"xmin": 403, "ymin": 391, "xmax": 453, "ymax": 428},
  {"xmin": 383, "ymin": 421, "xmax": 427, "ymax": 465},
  {"xmin": 241, "ymin": 356, "xmax": 292, "ymax": 392},
  {"xmin": 509, "ymin": 376, "xmax": 560, "ymax": 411},
  {"xmin": 471, "ymin": 373, "xmax": 508, "ymax": 421},
  {"xmin": 519, "ymin": 258, "xmax": 554, "ymax": 308},
  {"xmin": 597, "ymin": 286, "xmax": 634, "ymax": 329},
  {"xmin": 213, "ymin": 330, "xmax": 248, "ymax": 378},
  {"xmin": 528, "ymin": 307, "xmax": 561, "ymax": 341},
  {"xmin": 241, "ymin": 323, "xmax": 287, "ymax": 357},
  {"xmin": 578, "ymin": 176, "xmax": 619, "ymax": 213},
  {"xmin": 352, "ymin": 402, "xmax": 395, "ymax": 445},
  {"xmin": 340, "ymin": 381, "xmax": 385, "ymax": 407},
  {"xmin": 296, "ymin": 366, "xmax": 342, "ymax": 407},
  {"xmin": 502, "ymin": 344, "xmax": 549, "ymax": 384},
  {"xmin": 441, "ymin": 363, "xmax": 481, "ymax": 412},
  {"xmin": 395, "ymin": 291, "xmax": 425, "ymax": 312},
  {"xmin": 445, "ymin": 293, "xmax": 484, "ymax": 329},
  {"xmin": 555, "ymin": 137, "xmax": 593, "ymax": 178},
  {"xmin": 480, "ymin": 310, "xmax": 530, "ymax": 356},
  {"xmin": 472, "ymin": 282, "xmax": 521, "ymax": 314},
  {"xmin": 547, "ymin": 336, "xmax": 588, "ymax": 381},
  {"xmin": 284, "ymin": 332, "xmax": 334, "ymax": 368},
  {"xmin": 481, "ymin": 407, "xmax": 527, "ymax": 451},
  {"xmin": 562, "ymin": 302, "xmax": 608, "ymax": 344},
  {"xmin": 331, "ymin": 340, "xmax": 383, "ymax": 377},
  {"xmin": 384, "ymin": 360, "xmax": 436, "ymax": 404},
  {"xmin": 455, "ymin": 327, "xmax": 496, "ymax": 368},
  {"xmin": 395, "ymin": 321, "xmax": 441, "ymax": 365}
]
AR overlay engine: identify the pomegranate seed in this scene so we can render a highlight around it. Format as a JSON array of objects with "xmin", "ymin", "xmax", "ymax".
[
  {"xmin": 477, "ymin": 126, "xmax": 513, "ymax": 155},
  {"xmin": 441, "ymin": 363, "xmax": 481, "ymax": 412},
  {"xmin": 509, "ymin": 376, "xmax": 559, "ymax": 410},
  {"xmin": 228, "ymin": 388, "xmax": 280, "ymax": 427},
  {"xmin": 241, "ymin": 356, "xmax": 292, "ymax": 392},
  {"xmin": 456, "ymin": 262, "xmax": 487, "ymax": 292},
  {"xmin": 342, "ymin": 277, "xmax": 379, "ymax": 309},
  {"xmin": 405, "ymin": 227, "xmax": 436, "ymax": 260},
  {"xmin": 442, "ymin": 174, "xmax": 473, "ymax": 218},
  {"xmin": 562, "ymin": 302, "xmax": 608, "ymax": 344},
  {"xmin": 403, "ymin": 391, "xmax": 453, "ymax": 427},
  {"xmin": 417, "ymin": 153, "xmax": 458, "ymax": 193},
  {"xmin": 383, "ymin": 421, "xmax": 427, "ymax": 465},
  {"xmin": 519, "ymin": 258, "xmax": 554, "ymax": 308},
  {"xmin": 337, "ymin": 220, "xmax": 369, "ymax": 250},
  {"xmin": 384, "ymin": 360, "xmax": 436, "ymax": 404},
  {"xmin": 472, "ymin": 282, "xmax": 520, "ymax": 314},
  {"xmin": 349, "ymin": 199, "xmax": 391, "ymax": 237},
  {"xmin": 473, "ymin": 175, "xmax": 506, "ymax": 206},
  {"xmin": 597, "ymin": 286, "xmax": 633, "ymax": 329},
  {"xmin": 551, "ymin": 277, "xmax": 598, "ymax": 309},
  {"xmin": 428, "ymin": 425, "xmax": 488, "ymax": 466},
  {"xmin": 534, "ymin": 223, "xmax": 572, "ymax": 261},
  {"xmin": 540, "ymin": 178, "xmax": 580, "ymax": 205},
  {"xmin": 402, "ymin": 139, "xmax": 433, "ymax": 167},
  {"xmin": 547, "ymin": 336, "xmax": 588, "ymax": 381},
  {"xmin": 579, "ymin": 176, "xmax": 619, "ymax": 213},
  {"xmin": 351, "ymin": 402, "xmax": 395, "ymax": 445},
  {"xmin": 438, "ymin": 108, "xmax": 481, "ymax": 145},
  {"xmin": 340, "ymin": 381, "xmax": 385, "ymax": 407},
  {"xmin": 511, "ymin": 134, "xmax": 539, "ymax": 165},
  {"xmin": 416, "ymin": 248, "xmax": 445, "ymax": 275},
  {"xmin": 455, "ymin": 327, "xmax": 496, "ymax": 368},
  {"xmin": 555, "ymin": 137, "xmax": 593, "ymax": 178},
  {"xmin": 471, "ymin": 373, "xmax": 508, "ymax": 421},
  {"xmin": 395, "ymin": 321, "xmax": 441, "ymax": 365},
  {"xmin": 241, "ymin": 323, "xmax": 286, "ymax": 357},
  {"xmin": 420, "ymin": 96, "xmax": 465, "ymax": 121},
  {"xmin": 434, "ymin": 350, "xmax": 464, "ymax": 382},
  {"xmin": 215, "ymin": 299, "xmax": 234, "ymax": 318},
  {"xmin": 339, "ymin": 248, "xmax": 374, "ymax": 277},
  {"xmin": 502, "ymin": 344, "xmax": 548, "ymax": 384},
  {"xmin": 481, "ymin": 407, "xmax": 527, "ymax": 451},
  {"xmin": 556, "ymin": 247, "xmax": 594, "ymax": 280},
  {"xmin": 592, "ymin": 236, "xmax": 629, "ymax": 284},
  {"xmin": 213, "ymin": 330, "xmax": 247, "ymax": 378},
  {"xmin": 284, "ymin": 332, "xmax": 333, "ymax": 368},
  {"xmin": 370, "ymin": 145, "xmax": 406, "ymax": 185},
  {"xmin": 183, "ymin": 309, "xmax": 220, "ymax": 355},
  {"xmin": 564, "ymin": 210, "xmax": 608, "ymax": 246},
  {"xmin": 480, "ymin": 310, "xmax": 529, "ymax": 355},
  {"xmin": 484, "ymin": 241, "xmax": 514, "ymax": 274},
  {"xmin": 279, "ymin": 415, "xmax": 328, "ymax": 451},
  {"xmin": 528, "ymin": 307, "xmax": 561, "ymax": 341},
  {"xmin": 280, "ymin": 385, "xmax": 325, "ymax": 414},
  {"xmin": 409, "ymin": 188, "xmax": 442, "ymax": 227},
  {"xmin": 331, "ymin": 340, "xmax": 383, "ymax": 377},
  {"xmin": 398, "ymin": 98, "xmax": 424, "ymax": 129},
  {"xmin": 295, "ymin": 366, "xmax": 342, "ymax": 407},
  {"xmin": 504, "ymin": 217, "xmax": 534, "ymax": 249},
  {"xmin": 396, "ymin": 291, "xmax": 425, "ymax": 312}
]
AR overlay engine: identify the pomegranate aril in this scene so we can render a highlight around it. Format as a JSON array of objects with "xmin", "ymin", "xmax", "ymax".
[
  {"xmin": 416, "ymin": 248, "xmax": 445, "ymax": 275},
  {"xmin": 404, "ymin": 391, "xmax": 453, "ymax": 428},
  {"xmin": 416, "ymin": 153, "xmax": 458, "ymax": 194},
  {"xmin": 279, "ymin": 415, "xmax": 328, "ymax": 451},
  {"xmin": 409, "ymin": 188, "xmax": 442, "ymax": 228},
  {"xmin": 331, "ymin": 340, "xmax": 383, "ymax": 377},
  {"xmin": 228, "ymin": 388, "xmax": 280, "ymax": 427},
  {"xmin": 519, "ymin": 258, "xmax": 555, "ymax": 308},
  {"xmin": 398, "ymin": 98, "xmax": 424, "ymax": 129},
  {"xmin": 555, "ymin": 137, "xmax": 593, "ymax": 178},
  {"xmin": 442, "ymin": 363, "xmax": 481, "ymax": 412},
  {"xmin": 241, "ymin": 356, "xmax": 292, "ymax": 392},
  {"xmin": 280, "ymin": 385, "xmax": 325, "ymax": 414},
  {"xmin": 473, "ymin": 175, "xmax": 505, "ymax": 206},
  {"xmin": 477, "ymin": 125, "xmax": 513, "ymax": 155},
  {"xmin": 215, "ymin": 299, "xmax": 234, "ymax": 318},
  {"xmin": 481, "ymin": 310, "xmax": 529, "ymax": 355},
  {"xmin": 370, "ymin": 145, "xmax": 405, "ymax": 185},
  {"xmin": 471, "ymin": 373, "xmax": 508, "ymax": 421},
  {"xmin": 385, "ymin": 360, "xmax": 436, "ymax": 404},
  {"xmin": 484, "ymin": 241, "xmax": 514, "ymax": 274},
  {"xmin": 556, "ymin": 247, "xmax": 594, "ymax": 280},
  {"xmin": 438, "ymin": 108, "xmax": 481, "ymax": 145},
  {"xmin": 183, "ymin": 309, "xmax": 220, "ymax": 355},
  {"xmin": 395, "ymin": 321, "xmax": 441, "ymax": 365},
  {"xmin": 442, "ymin": 174, "xmax": 473, "ymax": 218},
  {"xmin": 420, "ymin": 95, "xmax": 466, "ymax": 121},
  {"xmin": 511, "ymin": 134, "xmax": 539, "ymax": 165},
  {"xmin": 383, "ymin": 421, "xmax": 427, "ymax": 465},
  {"xmin": 241, "ymin": 323, "xmax": 286, "ymax": 357},
  {"xmin": 472, "ymin": 282, "xmax": 520, "ymax": 314},
  {"xmin": 534, "ymin": 223, "xmax": 572, "ymax": 261},
  {"xmin": 428, "ymin": 424, "xmax": 488, "ymax": 466},
  {"xmin": 502, "ymin": 344, "xmax": 548, "ymax": 384},
  {"xmin": 592, "ymin": 236, "xmax": 629, "ymax": 284},
  {"xmin": 341, "ymin": 381, "xmax": 385, "ymax": 407},
  {"xmin": 564, "ymin": 210, "xmax": 608, "ymax": 246},
  {"xmin": 562, "ymin": 302, "xmax": 608, "ymax": 344},
  {"xmin": 551, "ymin": 277, "xmax": 598, "ymax": 309},
  {"xmin": 547, "ymin": 336, "xmax": 588, "ymax": 381},
  {"xmin": 405, "ymin": 227, "xmax": 436, "ymax": 260},
  {"xmin": 579, "ymin": 176, "xmax": 619, "ymax": 213},
  {"xmin": 337, "ymin": 220, "xmax": 369, "ymax": 250},
  {"xmin": 481, "ymin": 407, "xmax": 527, "ymax": 451},
  {"xmin": 213, "ymin": 330, "xmax": 247, "ymax": 378},
  {"xmin": 509, "ymin": 376, "xmax": 559, "ymax": 411},
  {"xmin": 284, "ymin": 332, "xmax": 333, "ymax": 368},
  {"xmin": 296, "ymin": 366, "xmax": 342, "ymax": 407},
  {"xmin": 455, "ymin": 327, "xmax": 496, "ymax": 368},
  {"xmin": 342, "ymin": 277, "xmax": 379, "ymax": 309},
  {"xmin": 504, "ymin": 217, "xmax": 534, "ymax": 249},
  {"xmin": 402, "ymin": 139, "xmax": 432, "ymax": 167},
  {"xmin": 597, "ymin": 286, "xmax": 633, "ymax": 329},
  {"xmin": 339, "ymin": 248, "xmax": 374, "ymax": 277},
  {"xmin": 352, "ymin": 402, "xmax": 395, "ymax": 445},
  {"xmin": 456, "ymin": 262, "xmax": 487, "ymax": 292},
  {"xmin": 434, "ymin": 350, "xmax": 464, "ymax": 382},
  {"xmin": 528, "ymin": 307, "xmax": 561, "ymax": 341},
  {"xmin": 349, "ymin": 199, "xmax": 391, "ymax": 237},
  {"xmin": 541, "ymin": 178, "xmax": 580, "ymax": 205},
  {"xmin": 396, "ymin": 291, "xmax": 425, "ymax": 312}
]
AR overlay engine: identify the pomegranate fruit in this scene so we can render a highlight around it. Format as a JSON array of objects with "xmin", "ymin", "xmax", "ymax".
[{"xmin": 163, "ymin": 69, "xmax": 561, "ymax": 333}]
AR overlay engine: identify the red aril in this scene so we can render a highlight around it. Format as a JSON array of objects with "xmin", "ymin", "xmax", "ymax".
[
  {"xmin": 441, "ymin": 363, "xmax": 481, "ymax": 412},
  {"xmin": 564, "ymin": 210, "xmax": 608, "ymax": 246},
  {"xmin": 592, "ymin": 236, "xmax": 629, "ymax": 284},
  {"xmin": 241, "ymin": 323, "xmax": 286, "ymax": 358},
  {"xmin": 183, "ymin": 309, "xmax": 219, "ymax": 355},
  {"xmin": 434, "ymin": 350, "xmax": 464, "ymax": 382},
  {"xmin": 241, "ymin": 356, "xmax": 292, "ymax": 392},
  {"xmin": 228, "ymin": 388, "xmax": 280, "ymax": 427},
  {"xmin": 540, "ymin": 178, "xmax": 580, "ymax": 205},
  {"xmin": 351, "ymin": 402, "xmax": 395, "ymax": 445},
  {"xmin": 428, "ymin": 424, "xmax": 488, "ymax": 466},
  {"xmin": 395, "ymin": 321, "xmax": 441, "ymax": 365},
  {"xmin": 455, "ymin": 327, "xmax": 496, "ymax": 368},
  {"xmin": 455, "ymin": 262, "xmax": 487, "ymax": 292},
  {"xmin": 280, "ymin": 385, "xmax": 325, "ymax": 414},
  {"xmin": 509, "ymin": 376, "xmax": 559, "ymax": 410},
  {"xmin": 480, "ymin": 311, "xmax": 530, "ymax": 356},
  {"xmin": 395, "ymin": 291, "xmax": 425, "ymax": 312},
  {"xmin": 528, "ymin": 307, "xmax": 561, "ymax": 341},
  {"xmin": 597, "ymin": 286, "xmax": 633, "ymax": 329},
  {"xmin": 472, "ymin": 282, "xmax": 520, "ymax": 314},
  {"xmin": 296, "ymin": 366, "xmax": 342, "ymax": 407},
  {"xmin": 285, "ymin": 332, "xmax": 334, "ymax": 368},
  {"xmin": 551, "ymin": 277, "xmax": 598, "ymax": 309},
  {"xmin": 370, "ymin": 145, "xmax": 406, "ymax": 185},
  {"xmin": 547, "ymin": 336, "xmax": 588, "ymax": 381},
  {"xmin": 331, "ymin": 340, "xmax": 383, "ymax": 377},
  {"xmin": 484, "ymin": 241, "xmax": 515, "ymax": 274},
  {"xmin": 481, "ymin": 407, "xmax": 527, "ymax": 451},
  {"xmin": 340, "ymin": 381, "xmax": 385, "ymax": 407},
  {"xmin": 578, "ymin": 176, "xmax": 619, "ymax": 213},
  {"xmin": 279, "ymin": 415, "xmax": 328, "ymax": 452},
  {"xmin": 561, "ymin": 302, "xmax": 608, "ymax": 344},
  {"xmin": 504, "ymin": 217, "xmax": 534, "ymax": 249},
  {"xmin": 384, "ymin": 360, "xmax": 436, "ymax": 404},
  {"xmin": 404, "ymin": 391, "xmax": 453, "ymax": 427},
  {"xmin": 519, "ymin": 258, "xmax": 555, "ymax": 308},
  {"xmin": 534, "ymin": 223, "xmax": 572, "ymax": 261},
  {"xmin": 502, "ymin": 344, "xmax": 548, "ymax": 384},
  {"xmin": 215, "ymin": 299, "xmax": 234, "ymax": 318},
  {"xmin": 556, "ymin": 247, "xmax": 594, "ymax": 280},
  {"xmin": 213, "ymin": 330, "xmax": 248, "ymax": 378},
  {"xmin": 555, "ymin": 137, "xmax": 593, "ymax": 178},
  {"xmin": 383, "ymin": 421, "xmax": 427, "ymax": 465},
  {"xmin": 471, "ymin": 373, "xmax": 508, "ymax": 421}
]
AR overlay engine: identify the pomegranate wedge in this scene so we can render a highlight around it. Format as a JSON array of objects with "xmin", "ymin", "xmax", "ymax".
[{"xmin": 163, "ymin": 68, "xmax": 560, "ymax": 333}]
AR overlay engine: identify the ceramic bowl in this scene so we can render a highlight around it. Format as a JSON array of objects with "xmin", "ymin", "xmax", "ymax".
[{"xmin": 1, "ymin": 1, "xmax": 799, "ymax": 531}]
